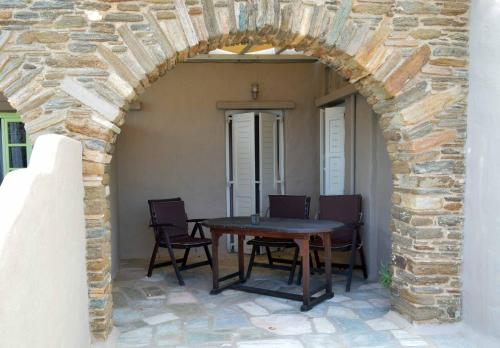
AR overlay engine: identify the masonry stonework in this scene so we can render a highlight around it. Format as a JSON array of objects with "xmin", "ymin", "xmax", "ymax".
[{"xmin": 0, "ymin": 0, "xmax": 469, "ymax": 340}]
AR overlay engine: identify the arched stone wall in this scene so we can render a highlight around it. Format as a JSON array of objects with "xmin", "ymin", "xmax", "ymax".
[{"xmin": 0, "ymin": 0, "xmax": 469, "ymax": 340}]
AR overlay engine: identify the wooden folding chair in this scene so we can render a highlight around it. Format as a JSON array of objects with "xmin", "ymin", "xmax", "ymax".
[
  {"xmin": 246, "ymin": 195, "xmax": 311, "ymax": 284},
  {"xmin": 311, "ymin": 195, "xmax": 367, "ymax": 291},
  {"xmin": 147, "ymin": 198, "xmax": 212, "ymax": 285}
]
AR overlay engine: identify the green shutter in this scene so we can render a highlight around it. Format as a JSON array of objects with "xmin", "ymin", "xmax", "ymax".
[{"xmin": 0, "ymin": 113, "xmax": 32, "ymax": 179}]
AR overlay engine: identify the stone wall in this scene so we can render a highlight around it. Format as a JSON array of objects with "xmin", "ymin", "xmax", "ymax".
[{"xmin": 0, "ymin": 0, "xmax": 469, "ymax": 340}]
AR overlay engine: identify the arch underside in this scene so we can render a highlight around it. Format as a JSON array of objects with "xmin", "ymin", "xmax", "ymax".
[{"xmin": 0, "ymin": 0, "xmax": 468, "ymax": 339}]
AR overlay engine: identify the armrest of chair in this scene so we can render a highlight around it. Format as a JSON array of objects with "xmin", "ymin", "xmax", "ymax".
[
  {"xmin": 187, "ymin": 218, "xmax": 206, "ymax": 223},
  {"xmin": 188, "ymin": 219, "xmax": 207, "ymax": 238}
]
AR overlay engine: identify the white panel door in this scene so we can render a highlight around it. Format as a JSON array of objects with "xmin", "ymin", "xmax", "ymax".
[
  {"xmin": 232, "ymin": 113, "xmax": 256, "ymax": 217},
  {"xmin": 324, "ymin": 106, "xmax": 346, "ymax": 195},
  {"xmin": 259, "ymin": 113, "xmax": 278, "ymax": 216}
]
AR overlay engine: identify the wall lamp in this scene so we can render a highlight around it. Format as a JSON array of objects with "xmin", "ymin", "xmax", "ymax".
[{"xmin": 251, "ymin": 83, "xmax": 259, "ymax": 100}]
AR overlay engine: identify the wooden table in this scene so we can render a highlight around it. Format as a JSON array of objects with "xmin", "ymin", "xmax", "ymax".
[{"xmin": 202, "ymin": 217, "xmax": 344, "ymax": 311}]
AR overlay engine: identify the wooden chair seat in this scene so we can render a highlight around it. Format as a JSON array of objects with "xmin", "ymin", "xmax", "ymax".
[
  {"xmin": 310, "ymin": 227, "xmax": 360, "ymax": 250},
  {"xmin": 167, "ymin": 235, "xmax": 212, "ymax": 248}
]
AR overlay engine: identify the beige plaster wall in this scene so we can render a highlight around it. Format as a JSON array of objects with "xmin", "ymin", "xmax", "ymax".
[
  {"xmin": 0, "ymin": 135, "xmax": 90, "ymax": 348},
  {"xmin": 114, "ymin": 62, "xmax": 322, "ymax": 259},
  {"xmin": 110, "ymin": 159, "xmax": 119, "ymax": 279},
  {"xmin": 353, "ymin": 95, "xmax": 393, "ymax": 279},
  {"xmin": 112, "ymin": 63, "xmax": 392, "ymax": 278}
]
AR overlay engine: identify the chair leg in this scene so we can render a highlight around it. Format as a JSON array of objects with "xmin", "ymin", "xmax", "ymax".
[
  {"xmin": 181, "ymin": 224, "xmax": 199, "ymax": 267},
  {"xmin": 359, "ymin": 246, "xmax": 368, "ymax": 279},
  {"xmin": 203, "ymin": 245, "xmax": 213, "ymax": 269},
  {"xmin": 246, "ymin": 245, "xmax": 257, "ymax": 280},
  {"xmin": 346, "ymin": 234, "xmax": 358, "ymax": 292},
  {"xmin": 296, "ymin": 257, "xmax": 303, "ymax": 286},
  {"xmin": 309, "ymin": 254, "xmax": 315, "ymax": 275},
  {"xmin": 313, "ymin": 249, "xmax": 322, "ymax": 274},
  {"xmin": 265, "ymin": 246, "xmax": 274, "ymax": 266},
  {"xmin": 288, "ymin": 247, "xmax": 300, "ymax": 285},
  {"xmin": 147, "ymin": 242, "xmax": 160, "ymax": 277},
  {"xmin": 294, "ymin": 249, "xmax": 314, "ymax": 284},
  {"xmin": 181, "ymin": 248, "xmax": 191, "ymax": 268},
  {"xmin": 357, "ymin": 231, "xmax": 368, "ymax": 279},
  {"xmin": 166, "ymin": 244, "xmax": 185, "ymax": 286}
]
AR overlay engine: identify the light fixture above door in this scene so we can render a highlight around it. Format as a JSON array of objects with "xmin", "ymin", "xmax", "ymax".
[{"xmin": 251, "ymin": 83, "xmax": 259, "ymax": 100}]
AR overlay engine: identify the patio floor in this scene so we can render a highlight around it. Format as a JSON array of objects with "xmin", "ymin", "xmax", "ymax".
[{"xmin": 113, "ymin": 258, "xmax": 478, "ymax": 348}]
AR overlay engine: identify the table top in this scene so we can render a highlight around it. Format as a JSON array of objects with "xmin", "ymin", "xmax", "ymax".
[{"xmin": 202, "ymin": 217, "xmax": 344, "ymax": 234}]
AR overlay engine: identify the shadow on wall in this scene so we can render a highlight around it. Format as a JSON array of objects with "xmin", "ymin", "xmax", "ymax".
[{"xmin": 0, "ymin": 135, "xmax": 90, "ymax": 348}]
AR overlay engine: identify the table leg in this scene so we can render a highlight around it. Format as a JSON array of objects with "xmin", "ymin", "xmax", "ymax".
[
  {"xmin": 210, "ymin": 230, "xmax": 220, "ymax": 295},
  {"xmin": 295, "ymin": 239, "xmax": 310, "ymax": 310},
  {"xmin": 237, "ymin": 234, "xmax": 245, "ymax": 282},
  {"xmin": 322, "ymin": 232, "xmax": 333, "ymax": 297}
]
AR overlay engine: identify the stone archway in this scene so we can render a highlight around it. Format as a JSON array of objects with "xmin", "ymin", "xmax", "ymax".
[{"xmin": 0, "ymin": 0, "xmax": 468, "ymax": 340}]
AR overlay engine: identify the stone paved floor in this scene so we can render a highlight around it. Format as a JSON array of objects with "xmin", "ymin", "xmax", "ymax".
[{"xmin": 113, "ymin": 258, "xmax": 479, "ymax": 348}]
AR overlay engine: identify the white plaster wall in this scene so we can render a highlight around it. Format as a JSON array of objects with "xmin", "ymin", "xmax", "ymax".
[
  {"xmin": 0, "ymin": 135, "xmax": 90, "ymax": 348},
  {"xmin": 463, "ymin": 0, "xmax": 500, "ymax": 339}
]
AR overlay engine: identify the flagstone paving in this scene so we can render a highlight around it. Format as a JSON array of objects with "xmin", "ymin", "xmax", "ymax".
[{"xmin": 113, "ymin": 259, "xmax": 479, "ymax": 348}]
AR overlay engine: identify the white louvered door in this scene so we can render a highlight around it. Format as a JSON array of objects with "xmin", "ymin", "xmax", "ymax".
[
  {"xmin": 323, "ymin": 106, "xmax": 346, "ymax": 195},
  {"xmin": 259, "ymin": 112, "xmax": 278, "ymax": 216},
  {"xmin": 232, "ymin": 113, "xmax": 256, "ymax": 218}
]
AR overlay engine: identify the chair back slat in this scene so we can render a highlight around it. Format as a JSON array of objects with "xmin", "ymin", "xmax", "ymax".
[
  {"xmin": 151, "ymin": 197, "xmax": 182, "ymax": 203},
  {"xmin": 319, "ymin": 195, "xmax": 362, "ymax": 224},
  {"xmin": 148, "ymin": 199, "xmax": 188, "ymax": 241},
  {"xmin": 148, "ymin": 197, "xmax": 181, "ymax": 226},
  {"xmin": 269, "ymin": 195, "xmax": 311, "ymax": 219}
]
